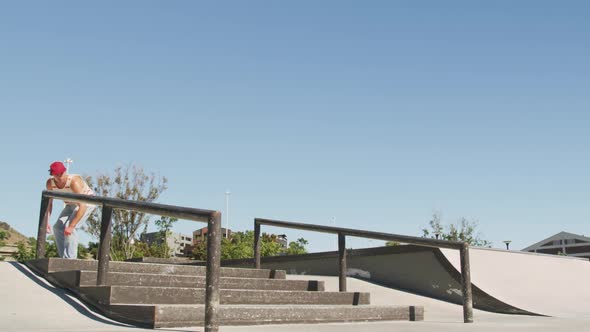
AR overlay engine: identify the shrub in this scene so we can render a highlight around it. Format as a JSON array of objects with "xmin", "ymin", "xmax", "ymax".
[{"xmin": 13, "ymin": 241, "xmax": 35, "ymax": 263}]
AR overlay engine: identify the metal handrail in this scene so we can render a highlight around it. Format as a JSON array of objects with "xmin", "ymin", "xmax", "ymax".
[
  {"xmin": 255, "ymin": 218, "xmax": 464, "ymax": 249},
  {"xmin": 253, "ymin": 217, "xmax": 474, "ymax": 323},
  {"xmin": 36, "ymin": 190, "xmax": 222, "ymax": 332}
]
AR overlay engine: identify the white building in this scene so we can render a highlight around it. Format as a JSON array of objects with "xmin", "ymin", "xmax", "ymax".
[
  {"xmin": 522, "ymin": 231, "xmax": 590, "ymax": 259},
  {"xmin": 140, "ymin": 231, "xmax": 193, "ymax": 257}
]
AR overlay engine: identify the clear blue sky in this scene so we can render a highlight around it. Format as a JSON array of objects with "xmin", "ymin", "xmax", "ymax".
[{"xmin": 1, "ymin": 1, "xmax": 589, "ymax": 252}]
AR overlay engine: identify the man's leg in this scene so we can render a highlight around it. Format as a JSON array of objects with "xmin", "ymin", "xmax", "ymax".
[
  {"xmin": 63, "ymin": 230, "xmax": 78, "ymax": 259},
  {"xmin": 63, "ymin": 205, "xmax": 96, "ymax": 259},
  {"xmin": 52, "ymin": 220, "xmax": 65, "ymax": 258},
  {"xmin": 52, "ymin": 205, "xmax": 75, "ymax": 258}
]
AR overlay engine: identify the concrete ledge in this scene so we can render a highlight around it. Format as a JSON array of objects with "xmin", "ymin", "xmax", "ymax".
[
  {"xmin": 51, "ymin": 270, "xmax": 324, "ymax": 291},
  {"xmin": 154, "ymin": 304, "xmax": 423, "ymax": 327},
  {"xmin": 125, "ymin": 257, "xmax": 200, "ymax": 265},
  {"xmin": 98, "ymin": 304, "xmax": 424, "ymax": 327},
  {"xmin": 27, "ymin": 258, "xmax": 286, "ymax": 279},
  {"xmin": 80, "ymin": 286, "xmax": 370, "ymax": 305}
]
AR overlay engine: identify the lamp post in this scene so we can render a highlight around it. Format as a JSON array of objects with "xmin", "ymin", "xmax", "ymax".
[
  {"xmin": 64, "ymin": 158, "xmax": 73, "ymax": 172},
  {"xmin": 503, "ymin": 240, "xmax": 512, "ymax": 250},
  {"xmin": 225, "ymin": 191, "xmax": 231, "ymax": 238}
]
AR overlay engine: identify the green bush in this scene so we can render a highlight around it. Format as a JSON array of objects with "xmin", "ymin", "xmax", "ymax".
[
  {"xmin": 77, "ymin": 243, "xmax": 91, "ymax": 259},
  {"xmin": 46, "ymin": 242, "xmax": 58, "ymax": 258},
  {"xmin": 13, "ymin": 241, "xmax": 35, "ymax": 263},
  {"xmin": 129, "ymin": 241, "xmax": 172, "ymax": 259},
  {"xmin": 191, "ymin": 231, "xmax": 309, "ymax": 260},
  {"xmin": 87, "ymin": 242, "xmax": 99, "ymax": 259},
  {"xmin": 0, "ymin": 229, "xmax": 8, "ymax": 248}
]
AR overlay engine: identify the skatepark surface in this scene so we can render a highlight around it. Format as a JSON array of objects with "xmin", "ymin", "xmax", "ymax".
[{"xmin": 2, "ymin": 258, "xmax": 590, "ymax": 332}]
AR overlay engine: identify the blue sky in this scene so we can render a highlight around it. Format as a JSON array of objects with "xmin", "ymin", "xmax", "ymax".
[{"xmin": 1, "ymin": 1, "xmax": 589, "ymax": 252}]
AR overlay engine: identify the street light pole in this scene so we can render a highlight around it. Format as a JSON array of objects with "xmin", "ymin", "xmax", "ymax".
[
  {"xmin": 503, "ymin": 240, "xmax": 512, "ymax": 250},
  {"xmin": 225, "ymin": 191, "xmax": 231, "ymax": 238},
  {"xmin": 59, "ymin": 158, "xmax": 74, "ymax": 209},
  {"xmin": 64, "ymin": 158, "xmax": 73, "ymax": 172}
]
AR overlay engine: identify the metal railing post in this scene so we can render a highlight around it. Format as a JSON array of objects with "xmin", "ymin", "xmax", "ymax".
[
  {"xmin": 254, "ymin": 221, "xmax": 261, "ymax": 269},
  {"xmin": 204, "ymin": 211, "xmax": 222, "ymax": 332},
  {"xmin": 338, "ymin": 233, "xmax": 347, "ymax": 292},
  {"xmin": 35, "ymin": 196, "xmax": 50, "ymax": 259},
  {"xmin": 460, "ymin": 242, "xmax": 474, "ymax": 323},
  {"xmin": 97, "ymin": 205, "xmax": 113, "ymax": 286}
]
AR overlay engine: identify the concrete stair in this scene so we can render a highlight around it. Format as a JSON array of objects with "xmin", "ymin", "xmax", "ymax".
[
  {"xmin": 108, "ymin": 304, "xmax": 422, "ymax": 328},
  {"xmin": 28, "ymin": 258, "xmax": 285, "ymax": 278},
  {"xmin": 52, "ymin": 270, "xmax": 323, "ymax": 290},
  {"xmin": 26, "ymin": 258, "xmax": 424, "ymax": 328},
  {"xmin": 80, "ymin": 286, "xmax": 369, "ymax": 305}
]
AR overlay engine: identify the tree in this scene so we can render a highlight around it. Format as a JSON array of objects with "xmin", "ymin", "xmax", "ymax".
[
  {"xmin": 87, "ymin": 241, "xmax": 100, "ymax": 259},
  {"xmin": 77, "ymin": 243, "xmax": 90, "ymax": 259},
  {"xmin": 45, "ymin": 236, "xmax": 58, "ymax": 258},
  {"xmin": 190, "ymin": 231, "xmax": 258, "ymax": 260},
  {"xmin": 155, "ymin": 216, "xmax": 177, "ymax": 235},
  {"xmin": 260, "ymin": 233, "xmax": 284, "ymax": 257},
  {"xmin": 13, "ymin": 241, "xmax": 35, "ymax": 263},
  {"xmin": 154, "ymin": 216, "xmax": 178, "ymax": 258},
  {"xmin": 0, "ymin": 229, "xmax": 8, "ymax": 261},
  {"xmin": 191, "ymin": 239, "xmax": 208, "ymax": 261},
  {"xmin": 285, "ymin": 238, "xmax": 308, "ymax": 255},
  {"xmin": 421, "ymin": 212, "xmax": 492, "ymax": 247},
  {"xmin": 0, "ymin": 229, "xmax": 8, "ymax": 247},
  {"xmin": 191, "ymin": 231, "xmax": 310, "ymax": 260},
  {"xmin": 83, "ymin": 165, "xmax": 168, "ymax": 260}
]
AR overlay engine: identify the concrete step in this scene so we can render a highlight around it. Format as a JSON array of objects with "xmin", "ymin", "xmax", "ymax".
[
  {"xmin": 26, "ymin": 258, "xmax": 426, "ymax": 328},
  {"xmin": 106, "ymin": 304, "xmax": 423, "ymax": 328},
  {"xmin": 80, "ymin": 286, "xmax": 370, "ymax": 305},
  {"xmin": 51, "ymin": 270, "xmax": 324, "ymax": 291},
  {"xmin": 27, "ymin": 258, "xmax": 285, "ymax": 279}
]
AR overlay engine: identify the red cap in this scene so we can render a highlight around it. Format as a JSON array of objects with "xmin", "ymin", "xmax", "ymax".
[{"xmin": 49, "ymin": 161, "xmax": 67, "ymax": 175}]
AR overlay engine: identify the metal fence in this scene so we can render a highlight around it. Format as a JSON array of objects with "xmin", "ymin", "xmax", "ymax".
[
  {"xmin": 253, "ymin": 217, "xmax": 474, "ymax": 323},
  {"xmin": 36, "ymin": 190, "xmax": 222, "ymax": 332}
]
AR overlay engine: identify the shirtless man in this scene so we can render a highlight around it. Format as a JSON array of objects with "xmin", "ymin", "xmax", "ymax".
[{"xmin": 45, "ymin": 161, "xmax": 96, "ymax": 259}]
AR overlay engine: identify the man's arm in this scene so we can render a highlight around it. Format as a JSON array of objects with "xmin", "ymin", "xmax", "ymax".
[{"xmin": 64, "ymin": 176, "xmax": 89, "ymax": 236}]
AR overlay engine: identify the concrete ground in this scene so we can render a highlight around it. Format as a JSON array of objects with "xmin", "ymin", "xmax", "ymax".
[{"xmin": 2, "ymin": 262, "xmax": 589, "ymax": 332}]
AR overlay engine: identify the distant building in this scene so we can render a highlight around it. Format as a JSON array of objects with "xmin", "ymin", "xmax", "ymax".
[
  {"xmin": 276, "ymin": 234, "xmax": 288, "ymax": 249},
  {"xmin": 193, "ymin": 227, "xmax": 233, "ymax": 244},
  {"xmin": 522, "ymin": 231, "xmax": 590, "ymax": 259},
  {"xmin": 140, "ymin": 231, "xmax": 193, "ymax": 257}
]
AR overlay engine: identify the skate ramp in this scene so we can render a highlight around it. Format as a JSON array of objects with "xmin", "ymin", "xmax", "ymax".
[
  {"xmin": 223, "ymin": 245, "xmax": 590, "ymax": 317},
  {"xmin": 440, "ymin": 247, "xmax": 590, "ymax": 318}
]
